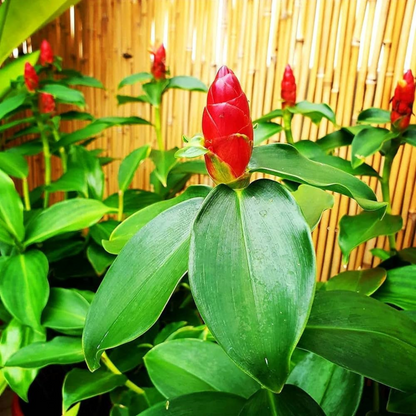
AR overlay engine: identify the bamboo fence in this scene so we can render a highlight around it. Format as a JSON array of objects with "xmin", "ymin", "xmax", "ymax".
[{"xmin": 25, "ymin": 0, "xmax": 416, "ymax": 281}]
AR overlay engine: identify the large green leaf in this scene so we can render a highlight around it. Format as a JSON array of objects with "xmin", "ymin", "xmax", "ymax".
[
  {"xmin": 298, "ymin": 291, "xmax": 416, "ymax": 391},
  {"xmin": 83, "ymin": 198, "xmax": 204, "ymax": 371},
  {"xmin": 357, "ymin": 108, "xmax": 391, "ymax": 125},
  {"xmin": 0, "ymin": 92, "xmax": 27, "ymax": 120},
  {"xmin": 104, "ymin": 189, "xmax": 162, "ymax": 215},
  {"xmin": 249, "ymin": 144, "xmax": 386, "ymax": 212},
  {"xmin": 253, "ymin": 109, "xmax": 283, "ymax": 123},
  {"xmin": 312, "ymin": 155, "xmax": 379, "ymax": 177},
  {"xmin": 139, "ymin": 392, "xmax": 246, "ymax": 416},
  {"xmin": 58, "ymin": 122, "xmax": 110, "ymax": 147},
  {"xmin": 0, "ymin": 151, "xmax": 28, "ymax": 179},
  {"xmin": 387, "ymin": 389, "xmax": 416, "ymax": 414},
  {"xmin": 63, "ymin": 368, "xmax": 127, "ymax": 412},
  {"xmin": 167, "ymin": 76, "xmax": 208, "ymax": 92},
  {"xmin": 239, "ymin": 385, "xmax": 325, "ymax": 416},
  {"xmin": 142, "ymin": 80, "xmax": 169, "ymax": 106},
  {"xmin": 150, "ymin": 149, "xmax": 178, "ymax": 187},
  {"xmin": 1, "ymin": 250, "xmax": 49, "ymax": 329},
  {"xmin": 254, "ymin": 122, "xmax": 282, "ymax": 146},
  {"xmin": 5, "ymin": 336, "xmax": 84, "ymax": 368},
  {"xmin": 339, "ymin": 210, "xmax": 402, "ymax": 262},
  {"xmin": 118, "ymin": 72, "xmax": 153, "ymax": 89},
  {"xmin": 47, "ymin": 167, "xmax": 88, "ymax": 197},
  {"xmin": 0, "ymin": 319, "xmax": 45, "ymax": 401},
  {"xmin": 86, "ymin": 242, "xmax": 115, "ymax": 275},
  {"xmin": 287, "ymin": 350, "xmax": 363, "ymax": 416},
  {"xmin": 316, "ymin": 129, "xmax": 353, "ymax": 152},
  {"xmin": 104, "ymin": 185, "xmax": 211, "ymax": 254},
  {"xmin": 144, "ymin": 339, "xmax": 259, "ymax": 399},
  {"xmin": 189, "ymin": 180, "xmax": 316, "ymax": 392},
  {"xmin": 118, "ymin": 145, "xmax": 151, "ymax": 191},
  {"xmin": 40, "ymin": 84, "xmax": 85, "ymax": 107},
  {"xmin": 24, "ymin": 199, "xmax": 113, "ymax": 246},
  {"xmin": 373, "ymin": 265, "xmax": 416, "ymax": 309},
  {"xmin": 287, "ymin": 101, "xmax": 336, "ymax": 124}
]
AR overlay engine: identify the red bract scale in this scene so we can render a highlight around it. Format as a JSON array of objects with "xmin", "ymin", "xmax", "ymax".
[
  {"xmin": 24, "ymin": 62, "xmax": 39, "ymax": 92},
  {"xmin": 202, "ymin": 66, "xmax": 253, "ymax": 185},
  {"xmin": 281, "ymin": 64, "xmax": 296, "ymax": 109},
  {"xmin": 150, "ymin": 44, "xmax": 167, "ymax": 80},
  {"xmin": 40, "ymin": 40, "xmax": 54, "ymax": 66},
  {"xmin": 391, "ymin": 70, "xmax": 415, "ymax": 131},
  {"xmin": 39, "ymin": 93, "xmax": 55, "ymax": 114}
]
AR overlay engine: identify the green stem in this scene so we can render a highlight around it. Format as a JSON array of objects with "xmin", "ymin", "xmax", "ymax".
[
  {"xmin": 282, "ymin": 109, "xmax": 294, "ymax": 144},
  {"xmin": 117, "ymin": 190, "xmax": 124, "ymax": 222},
  {"xmin": 154, "ymin": 105, "xmax": 164, "ymax": 151},
  {"xmin": 52, "ymin": 127, "xmax": 67, "ymax": 174},
  {"xmin": 101, "ymin": 352, "xmax": 150, "ymax": 405},
  {"xmin": 373, "ymin": 381, "xmax": 380, "ymax": 412},
  {"xmin": 22, "ymin": 178, "xmax": 31, "ymax": 211},
  {"xmin": 380, "ymin": 154, "xmax": 396, "ymax": 251}
]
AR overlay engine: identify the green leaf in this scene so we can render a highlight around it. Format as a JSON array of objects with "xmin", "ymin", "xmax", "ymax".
[
  {"xmin": 60, "ymin": 110, "xmax": 95, "ymax": 121},
  {"xmin": 253, "ymin": 109, "xmax": 283, "ymax": 123},
  {"xmin": 63, "ymin": 368, "xmax": 127, "ymax": 412},
  {"xmin": 40, "ymin": 84, "xmax": 85, "ymax": 107},
  {"xmin": 104, "ymin": 185, "xmax": 211, "ymax": 254},
  {"xmin": 312, "ymin": 154, "xmax": 379, "ymax": 177},
  {"xmin": 63, "ymin": 74, "xmax": 104, "ymax": 89},
  {"xmin": 150, "ymin": 149, "xmax": 179, "ymax": 187},
  {"xmin": 5, "ymin": 336, "xmax": 84, "ymax": 368},
  {"xmin": 118, "ymin": 72, "xmax": 153, "ymax": 89},
  {"xmin": 0, "ymin": 115, "xmax": 35, "ymax": 134},
  {"xmin": 373, "ymin": 265, "xmax": 416, "ymax": 309},
  {"xmin": 87, "ymin": 242, "xmax": 115, "ymax": 276},
  {"xmin": 167, "ymin": 76, "xmax": 208, "ymax": 92},
  {"xmin": 351, "ymin": 127, "xmax": 396, "ymax": 168},
  {"xmin": 97, "ymin": 116, "xmax": 151, "ymax": 126},
  {"xmin": 47, "ymin": 168, "xmax": 88, "ymax": 196},
  {"xmin": 240, "ymin": 385, "xmax": 325, "ymax": 416},
  {"xmin": 175, "ymin": 135, "xmax": 207, "ymax": 159},
  {"xmin": 190, "ymin": 180, "xmax": 315, "ymax": 392},
  {"xmin": 83, "ymin": 198, "xmax": 204, "ymax": 371},
  {"xmin": 1, "ymin": 250, "xmax": 49, "ymax": 330},
  {"xmin": 42, "ymin": 288, "xmax": 90, "ymax": 333},
  {"xmin": 339, "ymin": 210, "xmax": 402, "ymax": 262},
  {"xmin": 403, "ymin": 127, "xmax": 416, "ymax": 147},
  {"xmin": 287, "ymin": 350, "xmax": 363, "ymax": 416},
  {"xmin": 287, "ymin": 101, "xmax": 336, "ymax": 125},
  {"xmin": 64, "ymin": 402, "xmax": 80, "ymax": 416},
  {"xmin": 357, "ymin": 108, "xmax": 391, "ymax": 125},
  {"xmin": 321, "ymin": 268, "xmax": 386, "ymax": 296},
  {"xmin": 7, "ymin": 140, "xmax": 42, "ymax": 156},
  {"xmin": 89, "ymin": 220, "xmax": 118, "ymax": 246},
  {"xmin": 254, "ymin": 122, "xmax": 282, "ymax": 146},
  {"xmin": 170, "ymin": 160, "xmax": 207, "ymax": 175},
  {"xmin": 144, "ymin": 339, "xmax": 259, "ymax": 399},
  {"xmin": 58, "ymin": 122, "xmax": 109, "ymax": 148},
  {"xmin": 387, "ymin": 389, "xmax": 416, "ymax": 414},
  {"xmin": 0, "ymin": 151, "xmax": 28, "ymax": 178},
  {"xmin": 142, "ymin": 80, "xmax": 169, "ymax": 106},
  {"xmin": 104, "ymin": 189, "xmax": 162, "ymax": 215},
  {"xmin": 249, "ymin": 144, "xmax": 386, "ymax": 212},
  {"xmin": 298, "ymin": 291, "xmax": 416, "ymax": 392},
  {"xmin": 0, "ymin": 319, "xmax": 45, "ymax": 401},
  {"xmin": 0, "ymin": 92, "xmax": 27, "ymax": 119},
  {"xmin": 292, "ymin": 184, "xmax": 334, "ymax": 230},
  {"xmin": 116, "ymin": 94, "xmax": 150, "ymax": 105},
  {"xmin": 316, "ymin": 129, "xmax": 354, "ymax": 152},
  {"xmin": 118, "ymin": 145, "xmax": 151, "ymax": 191},
  {"xmin": 153, "ymin": 322, "xmax": 188, "ymax": 345},
  {"xmin": 139, "ymin": 392, "xmax": 246, "ymax": 416},
  {"xmin": 371, "ymin": 248, "xmax": 391, "ymax": 261},
  {"xmin": 24, "ymin": 199, "xmax": 113, "ymax": 246}
]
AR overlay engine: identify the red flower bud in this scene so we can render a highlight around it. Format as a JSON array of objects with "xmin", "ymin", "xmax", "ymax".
[
  {"xmin": 39, "ymin": 93, "xmax": 55, "ymax": 114},
  {"xmin": 202, "ymin": 66, "xmax": 253, "ymax": 185},
  {"xmin": 40, "ymin": 39, "xmax": 54, "ymax": 66},
  {"xmin": 391, "ymin": 70, "xmax": 415, "ymax": 131},
  {"xmin": 150, "ymin": 44, "xmax": 167, "ymax": 80},
  {"xmin": 281, "ymin": 64, "xmax": 296, "ymax": 109},
  {"xmin": 24, "ymin": 62, "xmax": 39, "ymax": 92}
]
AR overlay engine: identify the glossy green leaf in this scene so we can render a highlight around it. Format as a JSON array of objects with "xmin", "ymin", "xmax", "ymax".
[
  {"xmin": 1, "ymin": 250, "xmax": 49, "ymax": 329},
  {"xmin": 98, "ymin": 116, "xmax": 151, "ymax": 126},
  {"xmin": 0, "ymin": 319, "xmax": 45, "ymax": 401},
  {"xmin": 153, "ymin": 322, "xmax": 188, "ymax": 345},
  {"xmin": 240, "ymin": 385, "xmax": 325, "ymax": 416},
  {"xmin": 150, "ymin": 149, "xmax": 178, "ymax": 187},
  {"xmin": 287, "ymin": 101, "xmax": 336, "ymax": 125},
  {"xmin": 357, "ymin": 108, "xmax": 391, "ymax": 125},
  {"xmin": 139, "ymin": 392, "xmax": 245, "ymax": 416},
  {"xmin": 373, "ymin": 265, "xmax": 416, "ymax": 309},
  {"xmin": 104, "ymin": 185, "xmax": 211, "ymax": 254},
  {"xmin": 87, "ymin": 242, "xmax": 115, "ymax": 275},
  {"xmin": 40, "ymin": 84, "xmax": 85, "ymax": 107},
  {"xmin": 142, "ymin": 80, "xmax": 169, "ymax": 106},
  {"xmin": 371, "ymin": 248, "xmax": 391, "ymax": 261},
  {"xmin": 387, "ymin": 389, "xmax": 416, "ymax": 414},
  {"xmin": 104, "ymin": 189, "xmax": 162, "ymax": 215},
  {"xmin": 42, "ymin": 288, "xmax": 90, "ymax": 333},
  {"xmin": 351, "ymin": 127, "xmax": 396, "ymax": 168},
  {"xmin": 190, "ymin": 180, "xmax": 315, "ymax": 392},
  {"xmin": 5, "ymin": 336, "xmax": 84, "ymax": 368},
  {"xmin": 63, "ymin": 368, "xmax": 127, "ymax": 411},
  {"xmin": 175, "ymin": 135, "xmax": 207, "ymax": 159},
  {"xmin": 316, "ymin": 129, "xmax": 354, "ymax": 152},
  {"xmin": 254, "ymin": 122, "xmax": 282, "ymax": 146},
  {"xmin": 0, "ymin": 92, "xmax": 27, "ymax": 120},
  {"xmin": 170, "ymin": 160, "xmax": 207, "ymax": 175},
  {"xmin": 118, "ymin": 145, "xmax": 151, "ymax": 191},
  {"xmin": 0, "ymin": 219, "xmax": 14, "ymax": 245},
  {"xmin": 321, "ymin": 268, "xmax": 386, "ymax": 296},
  {"xmin": 403, "ymin": 127, "xmax": 416, "ymax": 147},
  {"xmin": 312, "ymin": 154, "xmax": 379, "ymax": 177},
  {"xmin": 0, "ymin": 151, "xmax": 28, "ymax": 179},
  {"xmin": 339, "ymin": 210, "xmax": 402, "ymax": 262},
  {"xmin": 63, "ymin": 73, "xmax": 104, "ymax": 89},
  {"xmin": 144, "ymin": 339, "xmax": 259, "ymax": 399},
  {"xmin": 249, "ymin": 144, "xmax": 386, "ymax": 212},
  {"xmin": 47, "ymin": 167, "xmax": 88, "ymax": 196},
  {"xmin": 60, "ymin": 110, "xmax": 94, "ymax": 121},
  {"xmin": 58, "ymin": 122, "xmax": 109, "ymax": 147},
  {"xmin": 253, "ymin": 109, "xmax": 283, "ymax": 123},
  {"xmin": 298, "ymin": 291, "xmax": 416, "ymax": 391},
  {"xmin": 292, "ymin": 184, "xmax": 334, "ymax": 230},
  {"xmin": 83, "ymin": 198, "xmax": 204, "ymax": 371},
  {"xmin": 8, "ymin": 140, "xmax": 42, "ymax": 156},
  {"xmin": 118, "ymin": 72, "xmax": 153, "ymax": 89},
  {"xmin": 378, "ymin": 247, "xmax": 416, "ymax": 270},
  {"xmin": 89, "ymin": 220, "xmax": 118, "ymax": 246},
  {"xmin": 116, "ymin": 94, "xmax": 150, "ymax": 105},
  {"xmin": 64, "ymin": 402, "xmax": 80, "ymax": 416},
  {"xmin": 0, "ymin": 116, "xmax": 35, "ymax": 134},
  {"xmin": 24, "ymin": 199, "xmax": 113, "ymax": 246},
  {"xmin": 167, "ymin": 76, "xmax": 208, "ymax": 92},
  {"xmin": 287, "ymin": 350, "xmax": 363, "ymax": 416}
]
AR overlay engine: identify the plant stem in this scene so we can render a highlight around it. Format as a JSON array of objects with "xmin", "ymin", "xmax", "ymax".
[
  {"xmin": 101, "ymin": 352, "xmax": 150, "ymax": 405},
  {"xmin": 117, "ymin": 190, "xmax": 124, "ymax": 222},
  {"xmin": 154, "ymin": 105, "xmax": 164, "ymax": 151},
  {"xmin": 51, "ymin": 127, "xmax": 67, "ymax": 174},
  {"xmin": 22, "ymin": 178, "xmax": 31, "ymax": 211},
  {"xmin": 282, "ymin": 109, "xmax": 294, "ymax": 144},
  {"xmin": 380, "ymin": 153, "xmax": 396, "ymax": 251},
  {"xmin": 373, "ymin": 381, "xmax": 380, "ymax": 412}
]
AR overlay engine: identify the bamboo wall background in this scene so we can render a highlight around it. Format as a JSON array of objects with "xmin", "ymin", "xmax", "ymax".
[{"xmin": 26, "ymin": 0, "xmax": 416, "ymax": 281}]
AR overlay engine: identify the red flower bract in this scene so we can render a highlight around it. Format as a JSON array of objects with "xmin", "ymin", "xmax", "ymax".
[
  {"xmin": 39, "ymin": 93, "xmax": 55, "ymax": 114},
  {"xmin": 202, "ymin": 66, "xmax": 253, "ymax": 185},
  {"xmin": 24, "ymin": 62, "xmax": 39, "ymax": 92},
  {"xmin": 281, "ymin": 64, "xmax": 296, "ymax": 109},
  {"xmin": 150, "ymin": 44, "xmax": 167, "ymax": 80},
  {"xmin": 391, "ymin": 69, "xmax": 415, "ymax": 131},
  {"xmin": 40, "ymin": 40, "xmax": 54, "ymax": 66}
]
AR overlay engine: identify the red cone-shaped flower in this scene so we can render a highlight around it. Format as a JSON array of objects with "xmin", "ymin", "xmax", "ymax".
[
  {"xmin": 281, "ymin": 64, "xmax": 296, "ymax": 109},
  {"xmin": 39, "ymin": 93, "xmax": 55, "ymax": 114},
  {"xmin": 24, "ymin": 62, "xmax": 39, "ymax": 92},
  {"xmin": 40, "ymin": 40, "xmax": 54, "ymax": 66},
  {"xmin": 150, "ymin": 44, "xmax": 167, "ymax": 80},
  {"xmin": 202, "ymin": 66, "xmax": 253, "ymax": 185},
  {"xmin": 391, "ymin": 70, "xmax": 415, "ymax": 131}
]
